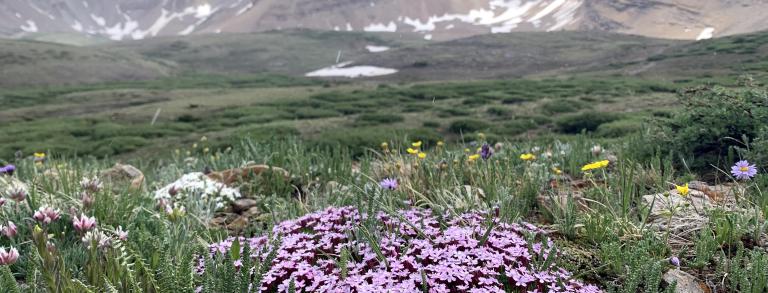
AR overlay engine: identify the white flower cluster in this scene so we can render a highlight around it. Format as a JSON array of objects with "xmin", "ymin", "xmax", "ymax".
[{"xmin": 154, "ymin": 172, "xmax": 241, "ymax": 209}]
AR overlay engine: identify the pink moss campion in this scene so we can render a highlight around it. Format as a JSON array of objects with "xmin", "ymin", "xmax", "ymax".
[{"xmin": 207, "ymin": 207, "xmax": 601, "ymax": 292}]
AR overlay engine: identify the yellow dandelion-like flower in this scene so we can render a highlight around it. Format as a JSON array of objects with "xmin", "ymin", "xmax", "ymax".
[
  {"xmin": 418, "ymin": 152, "xmax": 427, "ymax": 159},
  {"xmin": 407, "ymin": 148, "xmax": 419, "ymax": 155},
  {"xmin": 468, "ymin": 154, "xmax": 481, "ymax": 162},
  {"xmin": 381, "ymin": 142, "xmax": 389, "ymax": 149},
  {"xmin": 552, "ymin": 167, "xmax": 563, "ymax": 175},
  {"xmin": 34, "ymin": 152, "xmax": 46, "ymax": 159},
  {"xmin": 520, "ymin": 153, "xmax": 536, "ymax": 161},
  {"xmin": 581, "ymin": 160, "xmax": 610, "ymax": 172},
  {"xmin": 437, "ymin": 141, "xmax": 445, "ymax": 147},
  {"xmin": 675, "ymin": 183, "xmax": 689, "ymax": 197},
  {"xmin": 412, "ymin": 141, "xmax": 422, "ymax": 148}
]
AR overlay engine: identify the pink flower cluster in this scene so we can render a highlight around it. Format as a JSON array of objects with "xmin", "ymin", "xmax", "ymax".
[
  {"xmin": 208, "ymin": 207, "xmax": 601, "ymax": 292},
  {"xmin": 33, "ymin": 206, "xmax": 61, "ymax": 225}
]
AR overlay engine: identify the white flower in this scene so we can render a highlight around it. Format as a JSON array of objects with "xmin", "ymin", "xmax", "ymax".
[
  {"xmin": 154, "ymin": 173, "xmax": 241, "ymax": 209},
  {"xmin": 82, "ymin": 229, "xmax": 111, "ymax": 249}
]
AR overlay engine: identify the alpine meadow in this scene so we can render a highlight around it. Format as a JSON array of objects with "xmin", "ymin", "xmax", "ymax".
[{"xmin": 1, "ymin": 1, "xmax": 768, "ymax": 292}]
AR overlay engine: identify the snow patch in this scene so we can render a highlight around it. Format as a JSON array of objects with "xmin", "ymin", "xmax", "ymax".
[
  {"xmin": 364, "ymin": 21, "xmax": 397, "ymax": 32},
  {"xmin": 696, "ymin": 27, "xmax": 715, "ymax": 41},
  {"xmin": 72, "ymin": 21, "xmax": 83, "ymax": 32},
  {"xmin": 546, "ymin": 0, "xmax": 581, "ymax": 31},
  {"xmin": 179, "ymin": 24, "xmax": 196, "ymax": 35},
  {"xmin": 29, "ymin": 3, "xmax": 56, "ymax": 20},
  {"xmin": 104, "ymin": 20, "xmax": 139, "ymax": 40},
  {"xmin": 365, "ymin": 45, "xmax": 390, "ymax": 53},
  {"xmin": 195, "ymin": 4, "xmax": 212, "ymax": 18},
  {"xmin": 306, "ymin": 62, "xmax": 398, "ymax": 78},
  {"xmin": 91, "ymin": 14, "xmax": 106, "ymax": 26},
  {"xmin": 20, "ymin": 20, "xmax": 38, "ymax": 32},
  {"xmin": 236, "ymin": 2, "xmax": 254, "ymax": 15}
]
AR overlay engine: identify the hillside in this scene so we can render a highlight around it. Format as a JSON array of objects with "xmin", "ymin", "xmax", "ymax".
[
  {"xmin": 103, "ymin": 30, "xmax": 424, "ymax": 76},
  {"xmin": 0, "ymin": 39, "xmax": 171, "ymax": 87}
]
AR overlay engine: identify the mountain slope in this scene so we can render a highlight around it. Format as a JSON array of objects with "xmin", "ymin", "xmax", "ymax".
[
  {"xmin": 0, "ymin": 39, "xmax": 171, "ymax": 87},
  {"xmin": 2, "ymin": 0, "xmax": 768, "ymax": 42}
]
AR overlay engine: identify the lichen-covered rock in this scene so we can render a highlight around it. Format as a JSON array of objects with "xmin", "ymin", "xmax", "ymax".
[
  {"xmin": 663, "ymin": 269, "xmax": 710, "ymax": 293},
  {"xmin": 100, "ymin": 163, "xmax": 144, "ymax": 191},
  {"xmin": 642, "ymin": 181, "xmax": 750, "ymax": 243}
]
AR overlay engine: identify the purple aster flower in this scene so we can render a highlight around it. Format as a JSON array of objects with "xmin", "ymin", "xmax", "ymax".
[
  {"xmin": 480, "ymin": 144, "xmax": 493, "ymax": 160},
  {"xmin": 379, "ymin": 178, "xmax": 398, "ymax": 190},
  {"xmin": 731, "ymin": 160, "xmax": 758, "ymax": 180},
  {"xmin": 669, "ymin": 256, "xmax": 680, "ymax": 267},
  {"xmin": 0, "ymin": 165, "xmax": 14, "ymax": 176}
]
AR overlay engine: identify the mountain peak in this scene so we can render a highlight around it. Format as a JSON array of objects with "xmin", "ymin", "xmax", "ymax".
[{"xmin": 1, "ymin": 0, "xmax": 767, "ymax": 41}]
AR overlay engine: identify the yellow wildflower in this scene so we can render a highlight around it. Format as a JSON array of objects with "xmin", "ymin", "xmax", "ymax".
[
  {"xmin": 34, "ymin": 152, "xmax": 46, "ymax": 159},
  {"xmin": 381, "ymin": 142, "xmax": 389, "ymax": 149},
  {"xmin": 468, "ymin": 154, "xmax": 481, "ymax": 162},
  {"xmin": 407, "ymin": 148, "xmax": 419, "ymax": 155},
  {"xmin": 464, "ymin": 148, "xmax": 471, "ymax": 153},
  {"xmin": 676, "ymin": 183, "xmax": 689, "ymax": 196},
  {"xmin": 418, "ymin": 152, "xmax": 427, "ymax": 159},
  {"xmin": 581, "ymin": 160, "xmax": 610, "ymax": 172},
  {"xmin": 520, "ymin": 153, "xmax": 536, "ymax": 161},
  {"xmin": 437, "ymin": 141, "xmax": 445, "ymax": 147},
  {"xmin": 412, "ymin": 141, "xmax": 422, "ymax": 148},
  {"xmin": 553, "ymin": 167, "xmax": 563, "ymax": 175}
]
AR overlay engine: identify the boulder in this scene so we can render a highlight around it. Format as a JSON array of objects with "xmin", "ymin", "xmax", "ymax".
[
  {"xmin": 663, "ymin": 269, "xmax": 710, "ymax": 293},
  {"xmin": 642, "ymin": 181, "xmax": 748, "ymax": 243},
  {"xmin": 100, "ymin": 163, "xmax": 144, "ymax": 191},
  {"xmin": 232, "ymin": 198, "xmax": 258, "ymax": 213}
]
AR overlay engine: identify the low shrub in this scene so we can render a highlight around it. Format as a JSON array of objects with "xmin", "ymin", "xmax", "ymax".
[
  {"xmin": 556, "ymin": 112, "xmax": 622, "ymax": 134},
  {"xmin": 355, "ymin": 113, "xmax": 405, "ymax": 125},
  {"xmin": 449, "ymin": 119, "xmax": 491, "ymax": 134},
  {"xmin": 540, "ymin": 99, "xmax": 587, "ymax": 114},
  {"xmin": 654, "ymin": 82, "xmax": 768, "ymax": 170}
]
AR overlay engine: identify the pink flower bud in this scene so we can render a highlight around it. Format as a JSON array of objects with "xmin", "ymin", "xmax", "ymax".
[
  {"xmin": 1, "ymin": 221, "xmax": 17, "ymax": 238},
  {"xmin": 0, "ymin": 247, "xmax": 19, "ymax": 265}
]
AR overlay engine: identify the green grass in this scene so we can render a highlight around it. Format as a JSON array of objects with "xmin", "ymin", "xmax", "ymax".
[{"xmin": 0, "ymin": 77, "xmax": 681, "ymax": 160}]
